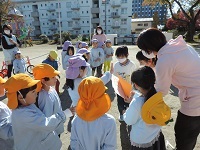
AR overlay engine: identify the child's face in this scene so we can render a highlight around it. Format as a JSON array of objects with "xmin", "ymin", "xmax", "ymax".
[
  {"xmin": 0, "ymin": 84, "xmax": 5, "ymax": 97},
  {"xmin": 79, "ymin": 67, "xmax": 87, "ymax": 78},
  {"xmin": 18, "ymin": 88, "xmax": 37, "ymax": 106},
  {"xmin": 92, "ymin": 42, "xmax": 98, "ymax": 48},
  {"xmin": 68, "ymin": 49, "xmax": 73, "ymax": 56},
  {"xmin": 116, "ymin": 55, "xmax": 127, "ymax": 64},
  {"xmin": 15, "ymin": 54, "xmax": 21, "ymax": 59},
  {"xmin": 43, "ymin": 76, "xmax": 57, "ymax": 87},
  {"xmin": 106, "ymin": 42, "xmax": 111, "ymax": 48},
  {"xmin": 78, "ymin": 43, "xmax": 82, "ymax": 49}
]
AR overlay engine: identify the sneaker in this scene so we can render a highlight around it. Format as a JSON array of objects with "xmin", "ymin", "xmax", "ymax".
[{"xmin": 118, "ymin": 115, "xmax": 124, "ymax": 122}]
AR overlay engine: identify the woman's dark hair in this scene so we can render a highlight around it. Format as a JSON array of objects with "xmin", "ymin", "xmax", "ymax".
[
  {"xmin": 67, "ymin": 45, "xmax": 75, "ymax": 55},
  {"xmin": 66, "ymin": 66, "xmax": 87, "ymax": 90},
  {"xmin": 115, "ymin": 46, "xmax": 128, "ymax": 57},
  {"xmin": 17, "ymin": 84, "xmax": 37, "ymax": 107},
  {"xmin": 95, "ymin": 26, "xmax": 103, "ymax": 35},
  {"xmin": 131, "ymin": 66, "xmax": 156, "ymax": 102},
  {"xmin": 137, "ymin": 28, "xmax": 167, "ymax": 53},
  {"xmin": 82, "ymin": 55, "xmax": 88, "ymax": 62},
  {"xmin": 136, "ymin": 51, "xmax": 158, "ymax": 66}
]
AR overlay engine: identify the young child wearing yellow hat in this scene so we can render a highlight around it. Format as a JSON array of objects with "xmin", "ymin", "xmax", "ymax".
[
  {"xmin": 33, "ymin": 64, "xmax": 75, "ymax": 137},
  {"xmin": 123, "ymin": 66, "xmax": 170, "ymax": 149},
  {"xmin": 0, "ymin": 77, "xmax": 14, "ymax": 150},
  {"xmin": 4, "ymin": 74, "xmax": 67, "ymax": 150},
  {"xmin": 70, "ymin": 76, "xmax": 117, "ymax": 149},
  {"xmin": 42, "ymin": 50, "xmax": 60, "ymax": 94}
]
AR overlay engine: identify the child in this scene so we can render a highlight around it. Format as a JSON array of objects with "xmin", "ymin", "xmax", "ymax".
[
  {"xmin": 33, "ymin": 64, "xmax": 75, "ymax": 137},
  {"xmin": 113, "ymin": 46, "xmax": 137, "ymax": 121},
  {"xmin": 81, "ymin": 42, "xmax": 89, "ymax": 49},
  {"xmin": 90, "ymin": 39, "xmax": 104, "ymax": 77},
  {"xmin": 123, "ymin": 66, "xmax": 167, "ymax": 149},
  {"xmin": 42, "ymin": 50, "xmax": 60, "ymax": 94},
  {"xmin": 0, "ymin": 77, "xmax": 14, "ymax": 150},
  {"xmin": 70, "ymin": 76, "xmax": 117, "ymax": 149},
  {"xmin": 4, "ymin": 73, "xmax": 71, "ymax": 150},
  {"xmin": 104, "ymin": 39, "xmax": 114, "ymax": 72},
  {"xmin": 63, "ymin": 45, "xmax": 75, "ymax": 69},
  {"xmin": 136, "ymin": 51, "xmax": 157, "ymax": 69},
  {"xmin": 66, "ymin": 55, "xmax": 111, "ymax": 107},
  {"xmin": 61, "ymin": 40, "xmax": 72, "ymax": 70},
  {"xmin": 75, "ymin": 41, "xmax": 82, "ymax": 53},
  {"xmin": 13, "ymin": 50, "xmax": 26, "ymax": 74}
]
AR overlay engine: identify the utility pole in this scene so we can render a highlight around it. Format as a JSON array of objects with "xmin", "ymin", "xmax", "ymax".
[
  {"xmin": 57, "ymin": 0, "xmax": 62, "ymax": 49},
  {"xmin": 104, "ymin": 0, "xmax": 106, "ymax": 34}
]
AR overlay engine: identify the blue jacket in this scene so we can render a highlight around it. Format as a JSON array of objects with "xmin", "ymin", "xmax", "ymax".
[{"xmin": 42, "ymin": 57, "xmax": 58, "ymax": 70}]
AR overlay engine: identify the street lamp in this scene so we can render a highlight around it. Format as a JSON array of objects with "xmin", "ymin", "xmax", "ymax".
[{"xmin": 57, "ymin": 0, "xmax": 62, "ymax": 50}]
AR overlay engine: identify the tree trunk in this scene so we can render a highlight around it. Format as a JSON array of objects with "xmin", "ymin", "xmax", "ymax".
[{"xmin": 186, "ymin": 20, "xmax": 196, "ymax": 42}]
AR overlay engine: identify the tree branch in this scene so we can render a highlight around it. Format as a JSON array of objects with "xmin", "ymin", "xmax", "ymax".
[
  {"xmin": 194, "ymin": 9, "xmax": 200, "ymax": 22},
  {"xmin": 174, "ymin": 0, "xmax": 191, "ymax": 20}
]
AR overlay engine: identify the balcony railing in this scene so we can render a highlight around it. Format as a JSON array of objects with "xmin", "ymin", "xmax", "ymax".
[
  {"xmin": 47, "ymin": 6, "xmax": 56, "ymax": 12},
  {"xmin": 91, "ymin": 18, "xmax": 100, "ymax": 24},
  {"xmin": 32, "ymin": 21, "xmax": 40, "ymax": 26},
  {"xmin": 31, "ymin": 11, "xmax": 39, "ymax": 17},
  {"xmin": 72, "ymin": 24, "xmax": 81, "ymax": 30},
  {"xmin": 48, "ymin": 16, "xmax": 57, "ymax": 21},
  {"xmin": 110, "ymin": 12, "xmax": 120, "ymax": 18},
  {"xmin": 71, "ymin": 4, "xmax": 80, "ymax": 10}
]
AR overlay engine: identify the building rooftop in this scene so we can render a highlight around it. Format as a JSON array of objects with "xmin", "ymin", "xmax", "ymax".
[{"xmin": 131, "ymin": 18, "xmax": 153, "ymax": 22}]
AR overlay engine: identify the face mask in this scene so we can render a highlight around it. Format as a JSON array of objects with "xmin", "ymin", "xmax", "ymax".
[
  {"xmin": 4, "ymin": 30, "xmax": 10, "ymax": 35},
  {"xmin": 97, "ymin": 30, "xmax": 102, "ymax": 34},
  {"xmin": 141, "ymin": 50, "xmax": 155, "ymax": 59},
  {"xmin": 117, "ymin": 58, "xmax": 127, "ymax": 64},
  {"xmin": 18, "ymin": 91, "xmax": 26, "ymax": 104}
]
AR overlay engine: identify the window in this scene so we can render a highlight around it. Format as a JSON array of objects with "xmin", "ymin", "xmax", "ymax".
[
  {"xmin": 87, "ymin": 21, "xmax": 89, "ymax": 23},
  {"xmin": 67, "ymin": 12, "xmax": 72, "ymax": 17},
  {"xmin": 144, "ymin": 23, "xmax": 148, "ymax": 26},
  {"xmin": 68, "ymin": 21, "xmax": 73, "ymax": 27},
  {"xmin": 137, "ymin": 23, "xmax": 143, "ymax": 26},
  {"xmin": 45, "ymin": 4, "xmax": 47, "ymax": 6},
  {"xmin": 83, "ymin": 30, "xmax": 85, "ymax": 33},
  {"xmin": 121, "ymin": 0, "xmax": 127, "ymax": 3},
  {"xmin": 121, "ymin": 8, "xmax": 127, "ymax": 14},
  {"xmin": 87, "ymin": 11, "xmax": 88, "ymax": 13},
  {"xmin": 43, "ymin": 23, "xmax": 45, "ymax": 25},
  {"xmin": 86, "ymin": 1, "xmax": 88, "ymax": 3},
  {"xmin": 121, "ymin": 18, "xmax": 127, "ymax": 25},
  {"xmin": 41, "ymin": 4, "xmax": 42, "ymax": 7},
  {"xmin": 82, "ymin": 21, "xmax": 84, "ymax": 23}
]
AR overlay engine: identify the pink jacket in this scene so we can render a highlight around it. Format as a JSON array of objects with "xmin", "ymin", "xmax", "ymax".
[
  {"xmin": 92, "ymin": 34, "xmax": 107, "ymax": 43},
  {"xmin": 155, "ymin": 35, "xmax": 200, "ymax": 116}
]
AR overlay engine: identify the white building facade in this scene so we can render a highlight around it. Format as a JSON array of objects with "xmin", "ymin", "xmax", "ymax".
[{"xmin": 13, "ymin": 0, "xmax": 132, "ymax": 37}]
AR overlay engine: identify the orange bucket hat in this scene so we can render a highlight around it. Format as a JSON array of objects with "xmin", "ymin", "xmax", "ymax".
[
  {"xmin": 76, "ymin": 76, "xmax": 111, "ymax": 122},
  {"xmin": 141, "ymin": 92, "xmax": 171, "ymax": 126},
  {"xmin": 3, "ymin": 74, "xmax": 40, "ymax": 109},
  {"xmin": 33, "ymin": 63, "xmax": 60, "ymax": 80}
]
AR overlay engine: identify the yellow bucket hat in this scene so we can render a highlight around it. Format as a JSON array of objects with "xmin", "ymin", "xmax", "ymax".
[
  {"xmin": 76, "ymin": 76, "xmax": 111, "ymax": 122},
  {"xmin": 3, "ymin": 74, "xmax": 40, "ymax": 109},
  {"xmin": 33, "ymin": 63, "xmax": 60, "ymax": 80},
  {"xmin": 0, "ymin": 76, "xmax": 6, "ymax": 84},
  {"xmin": 49, "ymin": 50, "xmax": 58, "ymax": 60},
  {"xmin": 141, "ymin": 92, "xmax": 171, "ymax": 126}
]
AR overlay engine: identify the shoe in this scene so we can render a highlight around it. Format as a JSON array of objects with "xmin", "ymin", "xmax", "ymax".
[{"xmin": 118, "ymin": 115, "xmax": 124, "ymax": 122}]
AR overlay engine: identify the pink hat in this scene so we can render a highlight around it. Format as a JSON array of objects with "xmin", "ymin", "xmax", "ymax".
[
  {"xmin": 82, "ymin": 42, "xmax": 88, "ymax": 47},
  {"xmin": 66, "ymin": 55, "xmax": 90, "ymax": 79},
  {"xmin": 77, "ymin": 48, "xmax": 90, "ymax": 55},
  {"xmin": 63, "ymin": 41, "xmax": 72, "ymax": 50}
]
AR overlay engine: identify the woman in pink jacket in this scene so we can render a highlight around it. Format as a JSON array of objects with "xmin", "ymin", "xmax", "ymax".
[
  {"xmin": 92, "ymin": 26, "xmax": 106, "ymax": 48},
  {"xmin": 137, "ymin": 28, "xmax": 200, "ymax": 150}
]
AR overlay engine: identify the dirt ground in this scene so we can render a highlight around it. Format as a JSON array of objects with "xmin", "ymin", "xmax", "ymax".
[{"xmin": 0, "ymin": 44, "xmax": 199, "ymax": 150}]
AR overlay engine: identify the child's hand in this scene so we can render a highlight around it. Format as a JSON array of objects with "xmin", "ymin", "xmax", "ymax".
[
  {"xmin": 124, "ymin": 91, "xmax": 135, "ymax": 103},
  {"xmin": 70, "ymin": 106, "xmax": 76, "ymax": 115}
]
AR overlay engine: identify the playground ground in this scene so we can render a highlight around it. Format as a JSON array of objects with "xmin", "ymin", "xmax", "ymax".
[{"xmin": 0, "ymin": 44, "xmax": 199, "ymax": 150}]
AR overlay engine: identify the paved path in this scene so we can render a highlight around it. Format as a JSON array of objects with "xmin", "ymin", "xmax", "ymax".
[{"xmin": 0, "ymin": 44, "xmax": 199, "ymax": 150}]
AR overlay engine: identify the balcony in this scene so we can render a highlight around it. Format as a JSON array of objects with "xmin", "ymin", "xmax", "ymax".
[
  {"xmin": 49, "ymin": 25, "xmax": 57, "ymax": 31},
  {"xmin": 34, "ymin": 30, "xmax": 41, "ymax": 35},
  {"xmin": 111, "ymin": 2, "xmax": 120, "ymax": 7},
  {"xmin": 110, "ymin": 12, "xmax": 120, "ymax": 18},
  {"xmin": 71, "ymin": 4, "xmax": 80, "ymax": 10},
  {"xmin": 71, "ymin": 14, "xmax": 80, "ymax": 20},
  {"xmin": 91, "ymin": 8, "xmax": 100, "ymax": 14},
  {"xmin": 72, "ymin": 24, "xmax": 81, "ymax": 30},
  {"xmin": 31, "ymin": 11, "xmax": 39, "ymax": 17},
  {"xmin": 32, "ymin": 21, "xmax": 40, "ymax": 26},
  {"xmin": 48, "ymin": 16, "xmax": 57, "ymax": 21},
  {"xmin": 111, "ymin": 25, "xmax": 120, "ymax": 28},
  {"xmin": 47, "ymin": 7, "xmax": 56, "ymax": 12},
  {"xmin": 91, "ymin": 18, "xmax": 100, "ymax": 24}
]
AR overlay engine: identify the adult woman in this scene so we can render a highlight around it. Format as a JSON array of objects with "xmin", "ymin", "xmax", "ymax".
[
  {"xmin": 137, "ymin": 28, "xmax": 200, "ymax": 150},
  {"xmin": 92, "ymin": 26, "xmax": 106, "ymax": 48},
  {"xmin": 1, "ymin": 24, "xmax": 20, "ymax": 78}
]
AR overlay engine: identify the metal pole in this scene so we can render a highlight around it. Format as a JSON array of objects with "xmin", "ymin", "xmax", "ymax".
[
  {"xmin": 89, "ymin": 5, "xmax": 92, "ymax": 45},
  {"xmin": 58, "ymin": 0, "xmax": 62, "ymax": 48},
  {"xmin": 105, "ymin": 0, "xmax": 106, "ymax": 34}
]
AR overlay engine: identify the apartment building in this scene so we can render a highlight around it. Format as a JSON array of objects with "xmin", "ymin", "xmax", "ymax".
[
  {"xmin": 132, "ymin": 0, "xmax": 167, "ymax": 25},
  {"xmin": 12, "ymin": 0, "xmax": 132, "ymax": 37}
]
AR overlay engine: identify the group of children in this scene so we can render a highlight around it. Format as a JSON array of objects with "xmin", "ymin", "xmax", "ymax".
[{"xmin": 0, "ymin": 38, "xmax": 172, "ymax": 149}]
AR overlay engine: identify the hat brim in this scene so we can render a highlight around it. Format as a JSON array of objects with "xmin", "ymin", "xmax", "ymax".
[
  {"xmin": 141, "ymin": 92, "xmax": 162, "ymax": 124},
  {"xmin": 7, "ymin": 79, "xmax": 40, "ymax": 109},
  {"xmin": 0, "ymin": 78, "xmax": 6, "ymax": 84},
  {"xmin": 76, "ymin": 93, "xmax": 111, "ymax": 121}
]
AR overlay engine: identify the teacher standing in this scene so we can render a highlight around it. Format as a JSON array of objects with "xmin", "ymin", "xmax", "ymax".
[
  {"xmin": 1, "ymin": 24, "xmax": 20, "ymax": 78},
  {"xmin": 92, "ymin": 26, "xmax": 106, "ymax": 48}
]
